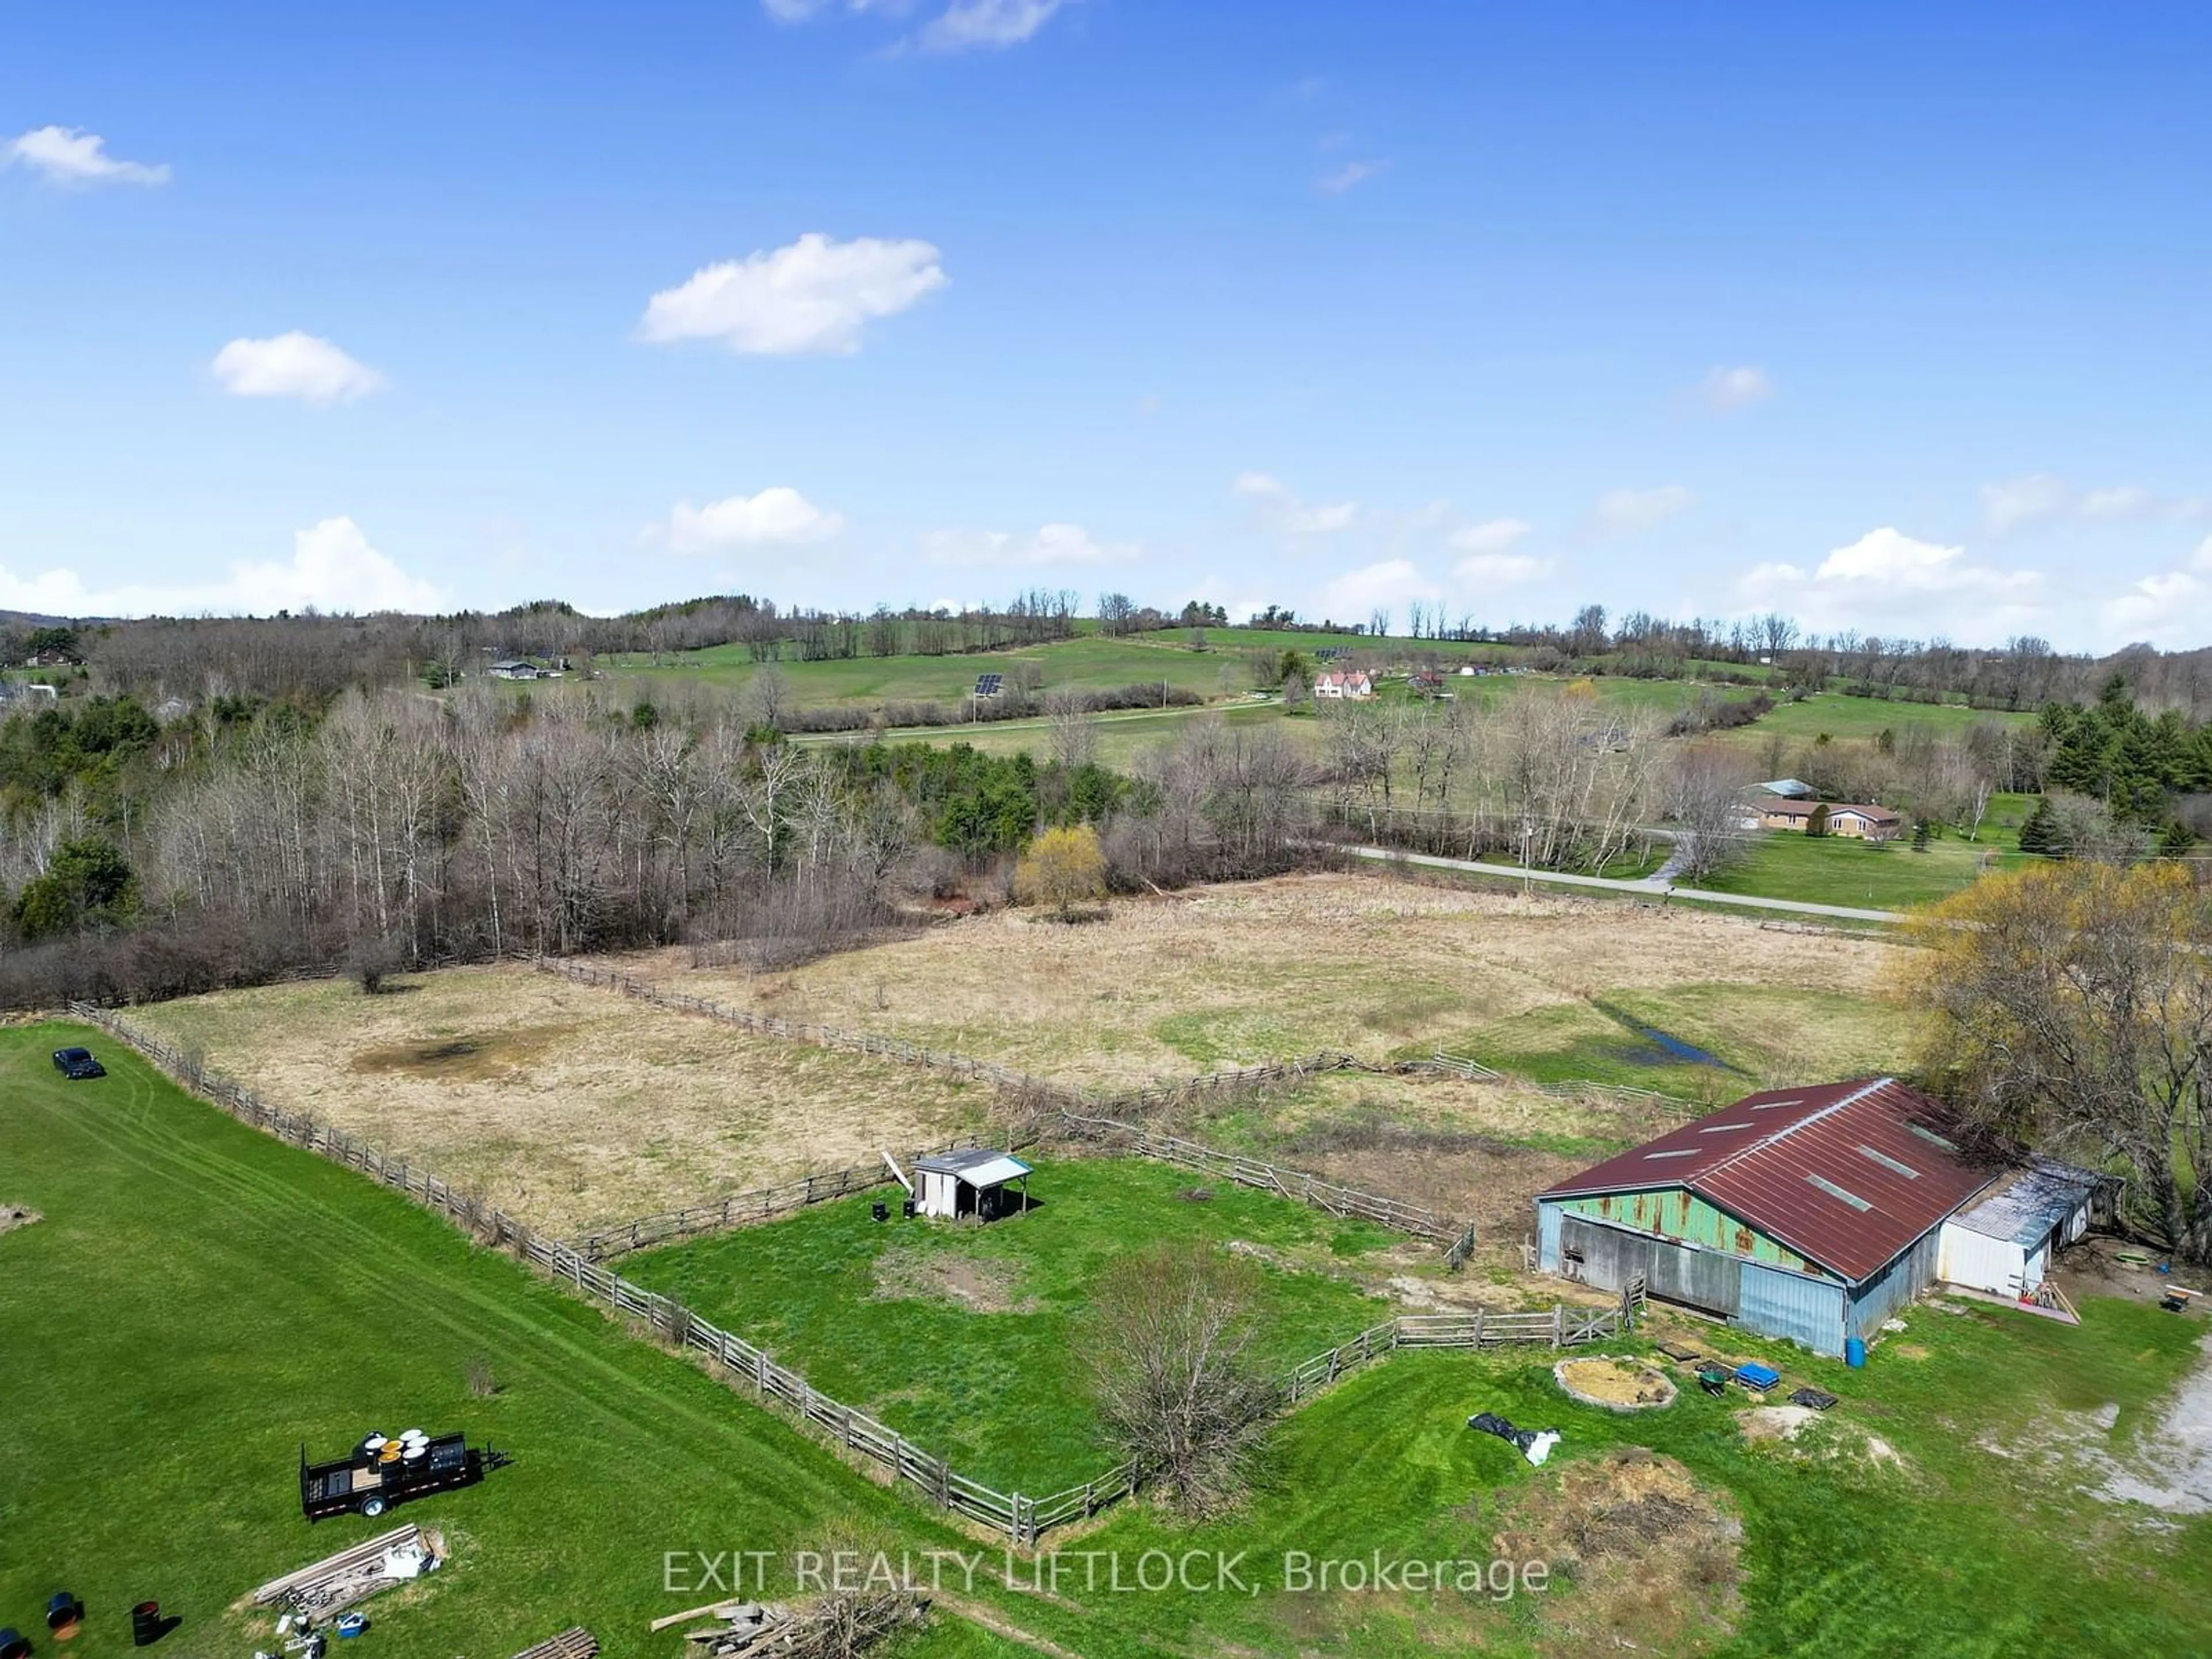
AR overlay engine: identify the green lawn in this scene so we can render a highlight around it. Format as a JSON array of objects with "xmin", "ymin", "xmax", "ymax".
[
  {"xmin": 1687, "ymin": 829, "xmax": 2021, "ymax": 911},
  {"xmin": 1054, "ymin": 1298, "xmax": 2212, "ymax": 1657},
  {"xmin": 0, "ymin": 1022, "xmax": 1012, "ymax": 1659},
  {"xmin": 621, "ymin": 1159, "xmax": 1398, "ymax": 1493}
]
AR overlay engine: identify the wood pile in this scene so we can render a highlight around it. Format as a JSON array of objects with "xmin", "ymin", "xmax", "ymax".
[
  {"xmin": 670, "ymin": 1594, "xmax": 924, "ymax": 1658},
  {"xmin": 249, "ymin": 1525, "xmax": 437, "ymax": 1619},
  {"xmin": 509, "ymin": 1629, "xmax": 599, "ymax": 1659}
]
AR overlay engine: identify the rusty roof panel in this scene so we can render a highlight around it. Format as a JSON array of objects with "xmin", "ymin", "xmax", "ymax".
[{"xmin": 1537, "ymin": 1077, "xmax": 1997, "ymax": 1283}]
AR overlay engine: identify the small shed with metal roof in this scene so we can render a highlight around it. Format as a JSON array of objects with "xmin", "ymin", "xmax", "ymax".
[
  {"xmin": 1936, "ymin": 1157, "xmax": 2103, "ymax": 1301},
  {"xmin": 1533, "ymin": 1078, "xmax": 1996, "ymax": 1356},
  {"xmin": 913, "ymin": 1147, "xmax": 1034, "ymax": 1222}
]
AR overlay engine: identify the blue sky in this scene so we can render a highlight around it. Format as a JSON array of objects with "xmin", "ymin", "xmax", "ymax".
[{"xmin": 3, "ymin": 1, "xmax": 2210, "ymax": 648}]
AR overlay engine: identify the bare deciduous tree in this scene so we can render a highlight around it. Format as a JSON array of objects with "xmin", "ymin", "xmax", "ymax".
[
  {"xmin": 1085, "ymin": 1243, "xmax": 1278, "ymax": 1515},
  {"xmin": 1664, "ymin": 741, "xmax": 1756, "ymax": 883}
]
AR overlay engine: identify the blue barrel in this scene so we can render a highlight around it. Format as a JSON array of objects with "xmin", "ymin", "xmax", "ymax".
[{"xmin": 1844, "ymin": 1335, "xmax": 1867, "ymax": 1369}]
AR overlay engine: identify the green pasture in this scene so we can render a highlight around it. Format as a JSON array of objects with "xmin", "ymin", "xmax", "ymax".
[{"xmin": 622, "ymin": 1158, "xmax": 1398, "ymax": 1493}]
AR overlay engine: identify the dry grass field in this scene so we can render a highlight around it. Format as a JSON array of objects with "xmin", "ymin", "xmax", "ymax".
[
  {"xmin": 131, "ymin": 965, "xmax": 994, "ymax": 1235},
  {"xmin": 626, "ymin": 871, "xmax": 1906, "ymax": 1092}
]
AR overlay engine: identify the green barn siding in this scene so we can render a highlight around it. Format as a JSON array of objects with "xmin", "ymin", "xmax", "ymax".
[{"xmin": 1555, "ymin": 1188, "xmax": 1813, "ymax": 1272}]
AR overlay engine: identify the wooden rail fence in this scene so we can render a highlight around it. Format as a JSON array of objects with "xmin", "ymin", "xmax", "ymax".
[{"xmin": 66, "ymin": 1000, "xmax": 1631, "ymax": 1546}]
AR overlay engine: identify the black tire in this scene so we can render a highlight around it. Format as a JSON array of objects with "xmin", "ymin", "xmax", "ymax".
[{"xmin": 359, "ymin": 1494, "xmax": 387, "ymax": 1517}]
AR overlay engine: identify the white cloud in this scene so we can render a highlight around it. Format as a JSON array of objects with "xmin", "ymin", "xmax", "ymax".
[
  {"xmin": 1740, "ymin": 527, "xmax": 2041, "ymax": 637},
  {"xmin": 211, "ymin": 333, "xmax": 388, "ymax": 405},
  {"xmin": 2100, "ymin": 536, "xmax": 2212, "ymax": 647},
  {"xmin": 1591, "ymin": 484, "xmax": 1696, "ymax": 536},
  {"xmin": 1315, "ymin": 160, "xmax": 1383, "ymax": 195},
  {"xmin": 2078, "ymin": 485, "xmax": 2155, "ymax": 521},
  {"xmin": 2, "ymin": 126, "xmax": 169, "ymax": 187},
  {"xmin": 922, "ymin": 523, "xmax": 1137, "ymax": 567},
  {"xmin": 664, "ymin": 488, "xmax": 843, "ymax": 553},
  {"xmin": 1980, "ymin": 473, "xmax": 2074, "ymax": 536},
  {"xmin": 1233, "ymin": 472, "xmax": 1358, "ymax": 535},
  {"xmin": 1319, "ymin": 558, "xmax": 1437, "ymax": 619},
  {"xmin": 920, "ymin": 0, "xmax": 1071, "ymax": 51},
  {"xmin": 639, "ymin": 233, "xmax": 946, "ymax": 357},
  {"xmin": 1983, "ymin": 476, "xmax": 2212, "ymax": 534},
  {"xmin": 1690, "ymin": 365, "xmax": 1772, "ymax": 412},
  {"xmin": 0, "ymin": 518, "xmax": 442, "ymax": 618},
  {"xmin": 1449, "ymin": 518, "xmax": 1532, "ymax": 556}
]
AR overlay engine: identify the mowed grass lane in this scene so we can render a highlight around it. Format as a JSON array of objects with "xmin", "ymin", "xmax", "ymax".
[{"xmin": 0, "ymin": 1024, "xmax": 1024, "ymax": 1659}]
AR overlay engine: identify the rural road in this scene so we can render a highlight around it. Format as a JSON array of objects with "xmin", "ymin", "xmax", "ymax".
[{"xmin": 1334, "ymin": 844, "xmax": 1907, "ymax": 925}]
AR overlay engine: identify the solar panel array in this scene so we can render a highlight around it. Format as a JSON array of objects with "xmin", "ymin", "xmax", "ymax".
[{"xmin": 974, "ymin": 672, "xmax": 1005, "ymax": 696}]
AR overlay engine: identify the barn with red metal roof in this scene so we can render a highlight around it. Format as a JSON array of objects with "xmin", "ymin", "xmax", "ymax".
[{"xmin": 1534, "ymin": 1078, "xmax": 1998, "ymax": 1355}]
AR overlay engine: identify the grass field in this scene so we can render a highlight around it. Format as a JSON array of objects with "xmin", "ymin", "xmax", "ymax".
[
  {"xmin": 130, "ymin": 967, "xmax": 995, "ymax": 1234},
  {"xmin": 1722, "ymin": 691, "xmax": 2032, "ymax": 746},
  {"xmin": 623, "ymin": 1158, "xmax": 1400, "ymax": 1492},
  {"xmin": 643, "ymin": 873, "xmax": 1906, "ymax": 1094},
  {"xmin": 10, "ymin": 1021, "xmax": 2212, "ymax": 1657},
  {"xmin": 0, "ymin": 1022, "xmax": 1012, "ymax": 1659}
]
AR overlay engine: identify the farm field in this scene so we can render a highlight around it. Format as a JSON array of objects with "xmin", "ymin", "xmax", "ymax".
[
  {"xmin": 1721, "ymin": 690, "xmax": 2033, "ymax": 745},
  {"xmin": 11, "ymin": 1025, "xmax": 2212, "ymax": 1657},
  {"xmin": 639, "ymin": 872, "xmax": 1908, "ymax": 1095},
  {"xmin": 0, "ymin": 1023, "xmax": 1014, "ymax": 1659},
  {"xmin": 130, "ymin": 966, "xmax": 995, "ymax": 1235},
  {"xmin": 623, "ymin": 1158, "xmax": 1401, "ymax": 1493}
]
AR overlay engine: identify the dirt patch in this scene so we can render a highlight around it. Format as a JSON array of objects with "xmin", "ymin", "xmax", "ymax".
[
  {"xmin": 1555, "ymin": 1355, "xmax": 1677, "ymax": 1410},
  {"xmin": 351, "ymin": 1022, "xmax": 582, "ymax": 1083},
  {"xmin": 0, "ymin": 1203, "xmax": 42, "ymax": 1236},
  {"xmin": 1742, "ymin": 1405, "xmax": 1904, "ymax": 1469},
  {"xmin": 872, "ymin": 1248, "xmax": 1033, "ymax": 1314},
  {"xmin": 1491, "ymin": 1447, "xmax": 1740, "ymax": 1656}
]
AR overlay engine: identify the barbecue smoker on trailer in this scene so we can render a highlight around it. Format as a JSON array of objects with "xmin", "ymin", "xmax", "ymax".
[{"xmin": 300, "ymin": 1429, "xmax": 507, "ymax": 1521}]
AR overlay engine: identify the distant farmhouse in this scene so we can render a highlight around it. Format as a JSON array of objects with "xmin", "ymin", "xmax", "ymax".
[
  {"xmin": 486, "ymin": 659, "xmax": 540, "ymax": 681},
  {"xmin": 1747, "ymin": 799, "xmax": 1903, "ymax": 841},
  {"xmin": 1313, "ymin": 669, "xmax": 1374, "ymax": 700},
  {"xmin": 1535, "ymin": 1078, "xmax": 2108, "ymax": 1356}
]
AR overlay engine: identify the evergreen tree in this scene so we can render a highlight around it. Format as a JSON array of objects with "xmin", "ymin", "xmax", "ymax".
[{"xmin": 2018, "ymin": 795, "xmax": 2059, "ymax": 856}]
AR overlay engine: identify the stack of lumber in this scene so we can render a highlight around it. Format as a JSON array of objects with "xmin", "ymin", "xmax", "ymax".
[
  {"xmin": 249, "ymin": 1525, "xmax": 435, "ymax": 1618},
  {"xmin": 653, "ymin": 1594, "xmax": 925, "ymax": 1657},
  {"xmin": 510, "ymin": 1629, "xmax": 599, "ymax": 1659}
]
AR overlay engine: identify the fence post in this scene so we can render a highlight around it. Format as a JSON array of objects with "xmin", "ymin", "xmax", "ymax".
[{"xmin": 1552, "ymin": 1305, "xmax": 1564, "ymax": 1348}]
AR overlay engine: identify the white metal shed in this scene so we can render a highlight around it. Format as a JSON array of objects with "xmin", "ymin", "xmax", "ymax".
[
  {"xmin": 913, "ymin": 1148, "xmax": 1033, "ymax": 1221},
  {"xmin": 1937, "ymin": 1158, "xmax": 2098, "ymax": 1299}
]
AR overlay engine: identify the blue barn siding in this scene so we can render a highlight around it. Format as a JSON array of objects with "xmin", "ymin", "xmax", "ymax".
[
  {"xmin": 1737, "ymin": 1262, "xmax": 1848, "ymax": 1356},
  {"xmin": 1536, "ymin": 1200, "xmax": 1563, "ymax": 1272},
  {"xmin": 1847, "ymin": 1227, "xmax": 1942, "ymax": 1339}
]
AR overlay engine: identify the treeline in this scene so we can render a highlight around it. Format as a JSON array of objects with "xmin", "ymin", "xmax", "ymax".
[{"xmin": 0, "ymin": 684, "xmax": 1315, "ymax": 1007}]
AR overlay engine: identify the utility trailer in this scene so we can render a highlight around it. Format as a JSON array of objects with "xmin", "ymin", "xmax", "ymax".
[{"xmin": 300, "ymin": 1432, "xmax": 503, "ymax": 1522}]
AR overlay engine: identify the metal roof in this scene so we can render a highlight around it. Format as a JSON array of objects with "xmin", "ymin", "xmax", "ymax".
[
  {"xmin": 1537, "ymin": 1078, "xmax": 1997, "ymax": 1283},
  {"xmin": 914, "ymin": 1148, "xmax": 1032, "ymax": 1187},
  {"xmin": 1946, "ymin": 1157, "xmax": 2099, "ymax": 1247},
  {"xmin": 1757, "ymin": 778, "xmax": 1815, "ymax": 797}
]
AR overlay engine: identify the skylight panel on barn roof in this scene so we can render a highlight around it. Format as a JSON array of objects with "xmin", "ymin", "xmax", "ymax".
[
  {"xmin": 1643, "ymin": 1149, "xmax": 1696, "ymax": 1160},
  {"xmin": 1907, "ymin": 1123, "xmax": 1959, "ymax": 1152},
  {"xmin": 1805, "ymin": 1173, "xmax": 1872, "ymax": 1211},
  {"xmin": 1857, "ymin": 1144, "xmax": 1921, "ymax": 1179}
]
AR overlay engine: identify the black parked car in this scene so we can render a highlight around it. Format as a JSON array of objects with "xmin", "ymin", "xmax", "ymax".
[{"xmin": 52, "ymin": 1047, "xmax": 105, "ymax": 1080}]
